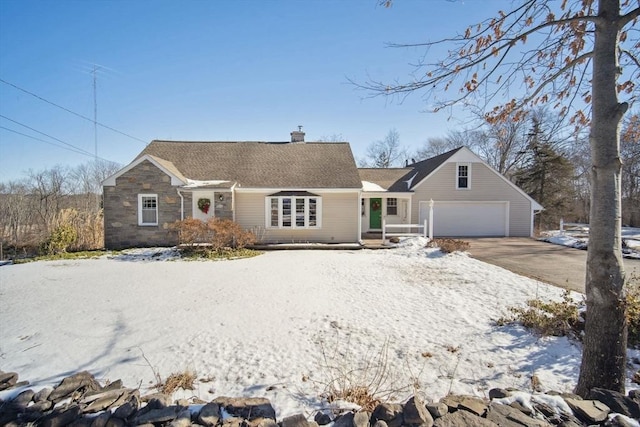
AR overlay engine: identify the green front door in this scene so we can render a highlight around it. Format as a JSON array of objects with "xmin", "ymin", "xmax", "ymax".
[{"xmin": 370, "ymin": 198, "xmax": 382, "ymax": 229}]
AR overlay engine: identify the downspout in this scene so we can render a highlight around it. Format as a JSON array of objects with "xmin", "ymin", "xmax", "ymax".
[
  {"xmin": 177, "ymin": 189, "xmax": 185, "ymax": 220},
  {"xmin": 230, "ymin": 183, "xmax": 237, "ymax": 222},
  {"xmin": 358, "ymin": 190, "xmax": 363, "ymax": 244}
]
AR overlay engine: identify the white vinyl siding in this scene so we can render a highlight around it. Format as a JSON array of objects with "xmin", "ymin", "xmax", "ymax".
[
  {"xmin": 411, "ymin": 162, "xmax": 534, "ymax": 237},
  {"xmin": 266, "ymin": 196, "xmax": 322, "ymax": 229},
  {"xmin": 138, "ymin": 194, "xmax": 158, "ymax": 226},
  {"xmin": 235, "ymin": 191, "xmax": 359, "ymax": 243}
]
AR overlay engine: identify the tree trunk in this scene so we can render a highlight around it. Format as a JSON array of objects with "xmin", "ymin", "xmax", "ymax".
[{"xmin": 575, "ymin": 0, "xmax": 628, "ymax": 396}]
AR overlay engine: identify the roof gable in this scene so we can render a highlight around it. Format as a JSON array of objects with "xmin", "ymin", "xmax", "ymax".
[
  {"xmin": 102, "ymin": 154, "xmax": 187, "ymax": 187},
  {"xmin": 404, "ymin": 147, "xmax": 464, "ymax": 190},
  {"xmin": 414, "ymin": 147, "xmax": 543, "ymax": 210}
]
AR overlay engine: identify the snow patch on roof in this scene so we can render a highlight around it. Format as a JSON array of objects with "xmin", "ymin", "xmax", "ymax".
[
  {"xmin": 362, "ymin": 181, "xmax": 387, "ymax": 192},
  {"xmin": 404, "ymin": 172, "xmax": 418, "ymax": 189},
  {"xmin": 183, "ymin": 179, "xmax": 231, "ymax": 188}
]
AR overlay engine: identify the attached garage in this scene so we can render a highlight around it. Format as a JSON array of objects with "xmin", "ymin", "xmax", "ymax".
[{"xmin": 419, "ymin": 201, "xmax": 509, "ymax": 237}]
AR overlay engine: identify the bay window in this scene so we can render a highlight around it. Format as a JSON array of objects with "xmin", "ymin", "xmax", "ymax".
[{"xmin": 266, "ymin": 193, "xmax": 321, "ymax": 228}]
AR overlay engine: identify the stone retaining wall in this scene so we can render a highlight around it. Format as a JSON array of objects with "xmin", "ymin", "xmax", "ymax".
[{"xmin": 0, "ymin": 370, "xmax": 638, "ymax": 427}]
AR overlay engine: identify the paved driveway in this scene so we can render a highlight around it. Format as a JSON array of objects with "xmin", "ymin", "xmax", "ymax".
[{"xmin": 466, "ymin": 237, "xmax": 640, "ymax": 293}]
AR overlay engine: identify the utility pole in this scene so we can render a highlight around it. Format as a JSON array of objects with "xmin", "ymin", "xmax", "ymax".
[
  {"xmin": 92, "ymin": 64, "xmax": 99, "ymax": 162},
  {"xmin": 91, "ymin": 64, "xmax": 100, "ymax": 212}
]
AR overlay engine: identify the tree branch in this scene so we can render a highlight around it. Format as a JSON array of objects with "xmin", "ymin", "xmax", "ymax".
[
  {"xmin": 619, "ymin": 6, "xmax": 640, "ymax": 27},
  {"xmin": 517, "ymin": 51, "xmax": 593, "ymax": 110},
  {"xmin": 620, "ymin": 48, "xmax": 640, "ymax": 68}
]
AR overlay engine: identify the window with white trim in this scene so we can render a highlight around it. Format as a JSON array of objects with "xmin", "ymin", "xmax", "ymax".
[
  {"xmin": 266, "ymin": 196, "xmax": 321, "ymax": 228},
  {"xmin": 457, "ymin": 163, "xmax": 470, "ymax": 189},
  {"xmin": 138, "ymin": 194, "xmax": 158, "ymax": 226},
  {"xmin": 386, "ymin": 198, "xmax": 398, "ymax": 215}
]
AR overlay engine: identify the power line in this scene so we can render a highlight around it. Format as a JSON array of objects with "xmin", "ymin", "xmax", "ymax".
[
  {"xmin": 0, "ymin": 115, "xmax": 117, "ymax": 163},
  {"xmin": 0, "ymin": 77, "xmax": 148, "ymax": 145},
  {"xmin": 0, "ymin": 125, "xmax": 94, "ymax": 157},
  {"xmin": 0, "ymin": 114, "xmax": 94, "ymax": 156}
]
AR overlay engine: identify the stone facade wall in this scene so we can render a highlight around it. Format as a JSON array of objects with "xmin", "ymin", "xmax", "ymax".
[{"xmin": 103, "ymin": 161, "xmax": 182, "ymax": 250}]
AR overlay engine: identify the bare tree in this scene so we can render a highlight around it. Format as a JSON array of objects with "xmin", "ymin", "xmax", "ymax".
[
  {"xmin": 475, "ymin": 117, "xmax": 529, "ymax": 175},
  {"xmin": 567, "ymin": 133, "xmax": 592, "ymax": 223},
  {"xmin": 69, "ymin": 159, "xmax": 121, "ymax": 212},
  {"xmin": 417, "ymin": 109, "xmax": 570, "ymax": 176},
  {"xmin": 28, "ymin": 166, "xmax": 69, "ymax": 235},
  {"xmin": 362, "ymin": 0, "xmax": 639, "ymax": 394},
  {"xmin": 0, "ymin": 180, "xmax": 35, "ymax": 249},
  {"xmin": 621, "ymin": 113, "xmax": 640, "ymax": 226},
  {"xmin": 415, "ymin": 136, "xmax": 460, "ymax": 160},
  {"xmin": 316, "ymin": 133, "xmax": 346, "ymax": 142},
  {"xmin": 363, "ymin": 129, "xmax": 407, "ymax": 167}
]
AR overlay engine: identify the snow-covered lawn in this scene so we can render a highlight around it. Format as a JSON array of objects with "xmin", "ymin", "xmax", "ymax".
[
  {"xmin": 0, "ymin": 239, "xmax": 637, "ymax": 418},
  {"xmin": 540, "ymin": 226, "xmax": 640, "ymax": 259}
]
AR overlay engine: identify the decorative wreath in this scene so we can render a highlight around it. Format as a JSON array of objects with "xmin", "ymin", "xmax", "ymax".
[
  {"xmin": 371, "ymin": 201, "xmax": 381, "ymax": 211},
  {"xmin": 197, "ymin": 198, "xmax": 211, "ymax": 214}
]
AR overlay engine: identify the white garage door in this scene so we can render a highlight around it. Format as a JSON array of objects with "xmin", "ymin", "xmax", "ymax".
[{"xmin": 419, "ymin": 201, "xmax": 508, "ymax": 237}]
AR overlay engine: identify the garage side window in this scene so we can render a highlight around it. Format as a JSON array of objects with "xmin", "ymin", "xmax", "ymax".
[
  {"xmin": 457, "ymin": 163, "xmax": 470, "ymax": 189},
  {"xmin": 138, "ymin": 194, "xmax": 158, "ymax": 226}
]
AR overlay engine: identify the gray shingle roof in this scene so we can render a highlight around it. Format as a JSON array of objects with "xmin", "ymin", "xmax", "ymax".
[
  {"xmin": 358, "ymin": 147, "xmax": 464, "ymax": 192},
  {"xmin": 137, "ymin": 140, "xmax": 362, "ymax": 189},
  {"xmin": 398, "ymin": 147, "xmax": 463, "ymax": 190}
]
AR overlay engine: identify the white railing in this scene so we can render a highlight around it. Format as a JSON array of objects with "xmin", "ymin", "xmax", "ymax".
[{"xmin": 382, "ymin": 219, "xmax": 428, "ymax": 240}]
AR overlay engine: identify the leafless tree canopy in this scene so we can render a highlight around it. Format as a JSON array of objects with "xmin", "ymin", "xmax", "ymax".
[
  {"xmin": 0, "ymin": 159, "xmax": 121, "ymax": 254},
  {"xmin": 366, "ymin": 0, "xmax": 638, "ymax": 126},
  {"xmin": 362, "ymin": 129, "xmax": 408, "ymax": 167}
]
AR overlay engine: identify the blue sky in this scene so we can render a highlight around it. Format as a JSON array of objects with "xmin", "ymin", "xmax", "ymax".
[{"xmin": 0, "ymin": 0, "xmax": 510, "ymax": 182}]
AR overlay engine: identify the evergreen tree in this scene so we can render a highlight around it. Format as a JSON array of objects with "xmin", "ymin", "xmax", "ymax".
[{"xmin": 514, "ymin": 118, "xmax": 576, "ymax": 230}]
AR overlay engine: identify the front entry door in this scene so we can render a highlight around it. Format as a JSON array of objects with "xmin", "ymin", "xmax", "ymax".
[{"xmin": 370, "ymin": 198, "xmax": 382, "ymax": 229}]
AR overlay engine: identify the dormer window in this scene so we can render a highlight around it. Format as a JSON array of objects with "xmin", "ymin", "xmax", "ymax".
[{"xmin": 457, "ymin": 163, "xmax": 470, "ymax": 189}]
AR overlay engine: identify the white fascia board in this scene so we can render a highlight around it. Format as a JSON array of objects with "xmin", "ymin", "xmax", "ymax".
[
  {"xmin": 361, "ymin": 192, "xmax": 412, "ymax": 198},
  {"xmin": 102, "ymin": 154, "xmax": 186, "ymax": 187},
  {"xmin": 235, "ymin": 187, "xmax": 361, "ymax": 193}
]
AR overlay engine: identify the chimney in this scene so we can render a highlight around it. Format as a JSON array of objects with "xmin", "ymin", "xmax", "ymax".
[{"xmin": 290, "ymin": 125, "xmax": 305, "ymax": 143}]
